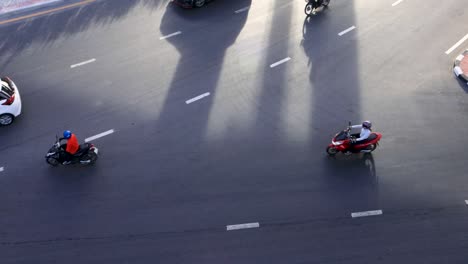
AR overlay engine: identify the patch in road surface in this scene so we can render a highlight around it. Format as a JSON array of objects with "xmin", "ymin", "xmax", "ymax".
[
  {"xmin": 270, "ymin": 57, "xmax": 291, "ymax": 68},
  {"xmin": 351, "ymin": 210, "xmax": 383, "ymax": 218},
  {"xmin": 226, "ymin": 222, "xmax": 260, "ymax": 231},
  {"xmin": 186, "ymin": 93, "xmax": 210, "ymax": 104},
  {"xmin": 160, "ymin": 31, "xmax": 182, "ymax": 40},
  {"xmin": 85, "ymin": 129, "xmax": 115, "ymax": 142},
  {"xmin": 445, "ymin": 33, "xmax": 468, "ymax": 55},
  {"xmin": 70, "ymin": 58, "xmax": 96, "ymax": 69},
  {"xmin": 338, "ymin": 26, "xmax": 356, "ymax": 36}
]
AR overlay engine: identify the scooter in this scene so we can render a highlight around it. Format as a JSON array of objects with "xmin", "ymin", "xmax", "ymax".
[
  {"xmin": 326, "ymin": 122, "xmax": 382, "ymax": 156},
  {"xmin": 305, "ymin": 0, "xmax": 330, "ymax": 16},
  {"xmin": 45, "ymin": 136, "xmax": 99, "ymax": 166}
]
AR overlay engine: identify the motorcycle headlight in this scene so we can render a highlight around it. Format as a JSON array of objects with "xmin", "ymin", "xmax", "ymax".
[{"xmin": 332, "ymin": 141, "xmax": 343, "ymax": 146}]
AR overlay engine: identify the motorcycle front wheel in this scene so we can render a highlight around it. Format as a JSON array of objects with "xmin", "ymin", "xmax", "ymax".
[
  {"xmin": 326, "ymin": 146, "xmax": 338, "ymax": 155},
  {"xmin": 46, "ymin": 157, "xmax": 60, "ymax": 167},
  {"xmin": 305, "ymin": 3, "xmax": 314, "ymax": 16}
]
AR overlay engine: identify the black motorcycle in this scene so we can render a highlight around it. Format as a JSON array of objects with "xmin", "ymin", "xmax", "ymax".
[
  {"xmin": 45, "ymin": 137, "xmax": 99, "ymax": 166},
  {"xmin": 305, "ymin": 0, "xmax": 330, "ymax": 16}
]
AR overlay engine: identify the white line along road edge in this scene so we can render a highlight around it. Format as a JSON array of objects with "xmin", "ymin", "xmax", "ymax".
[
  {"xmin": 71, "ymin": 58, "xmax": 96, "ymax": 69},
  {"xmin": 338, "ymin": 26, "xmax": 356, "ymax": 36},
  {"xmin": 226, "ymin": 222, "xmax": 260, "ymax": 231},
  {"xmin": 351, "ymin": 210, "xmax": 383, "ymax": 218},
  {"xmin": 270, "ymin": 57, "xmax": 291, "ymax": 68},
  {"xmin": 235, "ymin": 6, "xmax": 250, "ymax": 14},
  {"xmin": 391, "ymin": 0, "xmax": 404, "ymax": 7},
  {"xmin": 85, "ymin": 129, "xmax": 115, "ymax": 143},
  {"xmin": 186, "ymin": 92, "xmax": 210, "ymax": 104},
  {"xmin": 445, "ymin": 33, "xmax": 468, "ymax": 55},
  {"xmin": 160, "ymin": 31, "xmax": 182, "ymax": 40}
]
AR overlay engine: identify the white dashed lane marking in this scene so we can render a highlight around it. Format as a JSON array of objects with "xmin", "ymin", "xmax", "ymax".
[
  {"xmin": 338, "ymin": 26, "xmax": 356, "ymax": 36},
  {"xmin": 226, "ymin": 222, "xmax": 260, "ymax": 231},
  {"xmin": 445, "ymin": 33, "xmax": 468, "ymax": 55},
  {"xmin": 186, "ymin": 92, "xmax": 210, "ymax": 104},
  {"xmin": 234, "ymin": 6, "xmax": 250, "ymax": 14},
  {"xmin": 391, "ymin": 0, "xmax": 404, "ymax": 7},
  {"xmin": 70, "ymin": 58, "xmax": 96, "ymax": 69},
  {"xmin": 85, "ymin": 129, "xmax": 115, "ymax": 142},
  {"xmin": 465, "ymin": 200, "xmax": 468, "ymax": 205},
  {"xmin": 160, "ymin": 31, "xmax": 182, "ymax": 40},
  {"xmin": 351, "ymin": 210, "xmax": 383, "ymax": 218},
  {"xmin": 270, "ymin": 57, "xmax": 291, "ymax": 68},
  {"xmin": 0, "ymin": 167, "xmax": 3, "ymax": 172}
]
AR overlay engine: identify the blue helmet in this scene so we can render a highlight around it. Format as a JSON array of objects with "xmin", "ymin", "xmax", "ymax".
[{"xmin": 63, "ymin": 130, "xmax": 72, "ymax": 139}]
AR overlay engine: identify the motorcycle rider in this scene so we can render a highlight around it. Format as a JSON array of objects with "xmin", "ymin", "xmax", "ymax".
[
  {"xmin": 310, "ymin": 0, "xmax": 324, "ymax": 9},
  {"xmin": 60, "ymin": 130, "xmax": 80, "ymax": 165},
  {"xmin": 346, "ymin": 121, "xmax": 372, "ymax": 154}
]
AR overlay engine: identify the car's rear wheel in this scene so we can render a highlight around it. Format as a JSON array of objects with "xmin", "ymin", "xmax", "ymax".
[
  {"xmin": 0, "ymin": 114, "xmax": 14, "ymax": 126},
  {"xmin": 194, "ymin": 0, "xmax": 206, "ymax": 7}
]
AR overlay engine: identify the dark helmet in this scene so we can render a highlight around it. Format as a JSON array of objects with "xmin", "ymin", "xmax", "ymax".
[
  {"xmin": 63, "ymin": 130, "xmax": 72, "ymax": 139},
  {"xmin": 362, "ymin": 121, "xmax": 372, "ymax": 129}
]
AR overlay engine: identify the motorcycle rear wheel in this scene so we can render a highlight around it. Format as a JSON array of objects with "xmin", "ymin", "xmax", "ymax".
[
  {"xmin": 368, "ymin": 144, "xmax": 377, "ymax": 152},
  {"xmin": 194, "ymin": 0, "xmax": 206, "ymax": 7},
  {"xmin": 81, "ymin": 152, "xmax": 98, "ymax": 165},
  {"xmin": 326, "ymin": 146, "xmax": 338, "ymax": 155},
  {"xmin": 46, "ymin": 158, "xmax": 60, "ymax": 167}
]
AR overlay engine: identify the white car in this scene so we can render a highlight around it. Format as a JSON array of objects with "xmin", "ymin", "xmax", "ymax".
[{"xmin": 0, "ymin": 76, "xmax": 22, "ymax": 126}]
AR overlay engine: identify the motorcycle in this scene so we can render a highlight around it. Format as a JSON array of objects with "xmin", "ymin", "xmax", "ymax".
[
  {"xmin": 305, "ymin": 0, "xmax": 330, "ymax": 16},
  {"xmin": 326, "ymin": 122, "xmax": 382, "ymax": 156},
  {"xmin": 45, "ymin": 136, "xmax": 99, "ymax": 166}
]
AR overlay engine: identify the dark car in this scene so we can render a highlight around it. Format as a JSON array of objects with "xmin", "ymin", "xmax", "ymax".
[{"xmin": 172, "ymin": 0, "xmax": 212, "ymax": 8}]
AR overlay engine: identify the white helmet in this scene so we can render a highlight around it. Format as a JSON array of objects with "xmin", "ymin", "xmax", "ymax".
[{"xmin": 362, "ymin": 121, "xmax": 372, "ymax": 129}]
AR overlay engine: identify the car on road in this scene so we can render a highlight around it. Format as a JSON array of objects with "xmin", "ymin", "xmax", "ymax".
[
  {"xmin": 0, "ymin": 76, "xmax": 22, "ymax": 126},
  {"xmin": 172, "ymin": 0, "xmax": 212, "ymax": 8}
]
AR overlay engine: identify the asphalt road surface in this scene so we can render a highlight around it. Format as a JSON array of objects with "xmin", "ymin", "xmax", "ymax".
[{"xmin": 1, "ymin": 0, "xmax": 468, "ymax": 263}]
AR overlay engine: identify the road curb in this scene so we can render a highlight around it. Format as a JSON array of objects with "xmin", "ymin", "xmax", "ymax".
[{"xmin": 453, "ymin": 49, "xmax": 468, "ymax": 85}]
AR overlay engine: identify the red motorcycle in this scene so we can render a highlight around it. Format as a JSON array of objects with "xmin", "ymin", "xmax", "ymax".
[{"xmin": 326, "ymin": 123, "xmax": 382, "ymax": 156}]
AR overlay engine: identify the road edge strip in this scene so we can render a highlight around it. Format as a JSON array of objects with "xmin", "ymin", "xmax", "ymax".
[{"xmin": 0, "ymin": 0, "xmax": 96, "ymax": 26}]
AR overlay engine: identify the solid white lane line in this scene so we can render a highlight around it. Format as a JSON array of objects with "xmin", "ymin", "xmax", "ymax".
[
  {"xmin": 351, "ymin": 210, "xmax": 383, "ymax": 218},
  {"xmin": 391, "ymin": 0, "xmax": 404, "ymax": 7},
  {"xmin": 445, "ymin": 33, "xmax": 468, "ymax": 55},
  {"xmin": 85, "ymin": 129, "xmax": 115, "ymax": 142},
  {"xmin": 185, "ymin": 92, "xmax": 210, "ymax": 104},
  {"xmin": 160, "ymin": 31, "xmax": 182, "ymax": 40},
  {"xmin": 0, "ymin": 167, "xmax": 3, "ymax": 172},
  {"xmin": 226, "ymin": 222, "xmax": 260, "ymax": 231},
  {"xmin": 234, "ymin": 6, "xmax": 250, "ymax": 14},
  {"xmin": 270, "ymin": 57, "xmax": 291, "ymax": 68},
  {"xmin": 70, "ymin": 58, "xmax": 96, "ymax": 68},
  {"xmin": 338, "ymin": 26, "xmax": 356, "ymax": 36}
]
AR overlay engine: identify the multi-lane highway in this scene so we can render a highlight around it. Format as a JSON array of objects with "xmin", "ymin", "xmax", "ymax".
[{"xmin": 1, "ymin": 0, "xmax": 468, "ymax": 262}]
